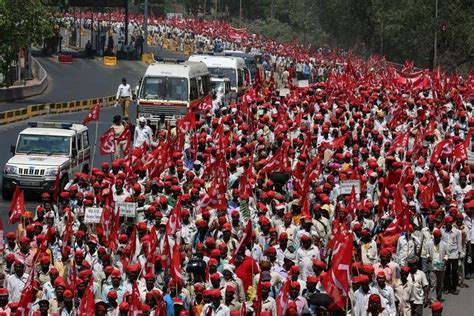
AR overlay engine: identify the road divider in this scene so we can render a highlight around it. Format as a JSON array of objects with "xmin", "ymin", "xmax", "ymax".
[
  {"xmin": 103, "ymin": 56, "xmax": 117, "ymax": 66},
  {"xmin": 0, "ymin": 96, "xmax": 116, "ymax": 125},
  {"xmin": 58, "ymin": 54, "xmax": 73, "ymax": 64},
  {"xmin": 142, "ymin": 53, "xmax": 155, "ymax": 64}
]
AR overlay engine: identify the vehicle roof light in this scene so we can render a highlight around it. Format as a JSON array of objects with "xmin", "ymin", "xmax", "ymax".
[{"xmin": 28, "ymin": 121, "xmax": 73, "ymax": 129}]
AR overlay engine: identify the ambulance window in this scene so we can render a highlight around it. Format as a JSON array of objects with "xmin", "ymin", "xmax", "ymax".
[
  {"xmin": 82, "ymin": 131, "xmax": 89, "ymax": 148},
  {"xmin": 202, "ymin": 75, "xmax": 211, "ymax": 95},
  {"xmin": 77, "ymin": 134, "xmax": 83, "ymax": 151},
  {"xmin": 190, "ymin": 78, "xmax": 198, "ymax": 100},
  {"xmin": 238, "ymin": 69, "xmax": 244, "ymax": 87},
  {"xmin": 72, "ymin": 136, "xmax": 77, "ymax": 153}
]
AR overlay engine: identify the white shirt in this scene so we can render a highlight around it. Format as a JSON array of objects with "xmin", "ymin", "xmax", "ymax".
[
  {"xmin": 7, "ymin": 273, "xmax": 29, "ymax": 302},
  {"xmin": 116, "ymin": 83, "xmax": 132, "ymax": 99},
  {"xmin": 408, "ymin": 270, "xmax": 428, "ymax": 305},
  {"xmin": 442, "ymin": 227, "xmax": 462, "ymax": 259},
  {"xmin": 200, "ymin": 303, "xmax": 231, "ymax": 316},
  {"xmin": 134, "ymin": 125, "xmax": 154, "ymax": 148}
]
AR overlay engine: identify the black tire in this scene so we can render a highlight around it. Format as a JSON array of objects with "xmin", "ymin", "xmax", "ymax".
[{"xmin": 1, "ymin": 186, "xmax": 13, "ymax": 200}]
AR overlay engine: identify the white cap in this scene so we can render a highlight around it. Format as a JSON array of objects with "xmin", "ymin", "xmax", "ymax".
[{"xmin": 138, "ymin": 117, "xmax": 146, "ymax": 123}]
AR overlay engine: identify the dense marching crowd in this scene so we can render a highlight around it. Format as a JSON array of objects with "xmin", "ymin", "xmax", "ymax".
[{"xmin": 6, "ymin": 11, "xmax": 474, "ymax": 316}]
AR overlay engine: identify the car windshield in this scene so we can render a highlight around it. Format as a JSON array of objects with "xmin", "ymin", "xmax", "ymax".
[
  {"xmin": 16, "ymin": 134, "xmax": 70, "ymax": 155},
  {"xmin": 140, "ymin": 77, "xmax": 189, "ymax": 101},
  {"xmin": 211, "ymin": 81, "xmax": 226, "ymax": 94},
  {"xmin": 208, "ymin": 68, "xmax": 237, "ymax": 88}
]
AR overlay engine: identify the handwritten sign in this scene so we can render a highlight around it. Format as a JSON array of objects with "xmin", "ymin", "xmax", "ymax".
[
  {"xmin": 84, "ymin": 207, "xmax": 103, "ymax": 224},
  {"xmin": 279, "ymin": 88, "xmax": 290, "ymax": 97},
  {"xmin": 297, "ymin": 80, "xmax": 309, "ymax": 88},
  {"xmin": 115, "ymin": 202, "xmax": 137, "ymax": 218},
  {"xmin": 467, "ymin": 151, "xmax": 474, "ymax": 165},
  {"xmin": 340, "ymin": 180, "xmax": 361, "ymax": 195}
]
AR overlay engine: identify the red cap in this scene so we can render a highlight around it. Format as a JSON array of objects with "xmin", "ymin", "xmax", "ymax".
[{"xmin": 431, "ymin": 301, "xmax": 443, "ymax": 312}]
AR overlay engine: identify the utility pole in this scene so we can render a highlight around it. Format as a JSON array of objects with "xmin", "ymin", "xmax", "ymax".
[
  {"xmin": 433, "ymin": 0, "xmax": 439, "ymax": 68},
  {"xmin": 239, "ymin": 0, "xmax": 242, "ymax": 27},
  {"xmin": 271, "ymin": 0, "xmax": 274, "ymax": 19},
  {"xmin": 125, "ymin": 0, "xmax": 129, "ymax": 45},
  {"xmin": 144, "ymin": 0, "xmax": 148, "ymax": 54}
]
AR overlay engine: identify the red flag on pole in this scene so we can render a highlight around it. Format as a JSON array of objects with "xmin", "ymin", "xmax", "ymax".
[
  {"xmin": 229, "ymin": 220, "xmax": 254, "ymax": 264},
  {"xmin": 53, "ymin": 167, "xmax": 61, "ymax": 202},
  {"xmin": 9, "ymin": 186, "xmax": 24, "ymax": 225},
  {"xmin": 166, "ymin": 198, "xmax": 182, "ymax": 236},
  {"xmin": 77, "ymin": 278, "xmax": 95, "ymax": 314},
  {"xmin": 82, "ymin": 102, "xmax": 100, "ymax": 125},
  {"xmin": 99, "ymin": 127, "xmax": 117, "ymax": 155},
  {"xmin": 276, "ymin": 280, "xmax": 290, "ymax": 316},
  {"xmin": 191, "ymin": 94, "xmax": 212, "ymax": 112},
  {"xmin": 321, "ymin": 230, "xmax": 353, "ymax": 311},
  {"xmin": 170, "ymin": 241, "xmax": 184, "ymax": 285}
]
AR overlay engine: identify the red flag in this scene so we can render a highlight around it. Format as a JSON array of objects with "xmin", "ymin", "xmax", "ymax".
[
  {"xmin": 239, "ymin": 167, "xmax": 254, "ymax": 200},
  {"xmin": 166, "ymin": 198, "xmax": 182, "ymax": 236},
  {"xmin": 77, "ymin": 278, "xmax": 95, "ymax": 314},
  {"xmin": 97, "ymin": 205, "xmax": 114, "ymax": 248},
  {"xmin": 130, "ymin": 281, "xmax": 142, "ymax": 313},
  {"xmin": 258, "ymin": 142, "xmax": 290, "ymax": 175},
  {"xmin": 388, "ymin": 131, "xmax": 410, "ymax": 154},
  {"xmin": 177, "ymin": 111, "xmax": 196, "ymax": 134},
  {"xmin": 430, "ymin": 138, "xmax": 453, "ymax": 164},
  {"xmin": 9, "ymin": 186, "xmax": 24, "ymax": 225},
  {"xmin": 52, "ymin": 167, "xmax": 61, "ymax": 202},
  {"xmin": 229, "ymin": 220, "xmax": 254, "ymax": 264},
  {"xmin": 99, "ymin": 127, "xmax": 117, "ymax": 155},
  {"xmin": 197, "ymin": 154, "xmax": 228, "ymax": 212},
  {"xmin": 276, "ymin": 280, "xmax": 290, "ymax": 316},
  {"xmin": 82, "ymin": 102, "xmax": 100, "ymax": 125},
  {"xmin": 62, "ymin": 210, "xmax": 73, "ymax": 253},
  {"xmin": 17, "ymin": 273, "xmax": 34, "ymax": 315},
  {"xmin": 122, "ymin": 227, "xmax": 137, "ymax": 264},
  {"xmin": 161, "ymin": 236, "xmax": 171, "ymax": 270},
  {"xmin": 453, "ymin": 141, "xmax": 468, "ymax": 166},
  {"xmin": 386, "ymin": 185, "xmax": 411, "ymax": 235},
  {"xmin": 321, "ymin": 230, "xmax": 353, "ymax": 311},
  {"xmin": 191, "ymin": 94, "xmax": 212, "ymax": 112},
  {"xmin": 170, "ymin": 242, "xmax": 184, "ymax": 285}
]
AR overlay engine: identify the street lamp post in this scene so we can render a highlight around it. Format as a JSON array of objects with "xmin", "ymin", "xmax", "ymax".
[{"xmin": 143, "ymin": 0, "xmax": 148, "ymax": 54}]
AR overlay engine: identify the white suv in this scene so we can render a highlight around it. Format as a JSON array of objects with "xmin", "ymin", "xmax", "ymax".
[{"xmin": 2, "ymin": 121, "xmax": 91, "ymax": 199}]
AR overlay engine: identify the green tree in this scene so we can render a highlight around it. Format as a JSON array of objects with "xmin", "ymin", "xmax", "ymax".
[{"xmin": 0, "ymin": 0, "xmax": 53, "ymax": 85}]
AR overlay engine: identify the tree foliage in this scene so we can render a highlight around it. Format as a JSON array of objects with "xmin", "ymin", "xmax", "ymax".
[
  {"xmin": 0, "ymin": 0, "xmax": 54, "ymax": 84},
  {"xmin": 172, "ymin": 0, "xmax": 473, "ymax": 72}
]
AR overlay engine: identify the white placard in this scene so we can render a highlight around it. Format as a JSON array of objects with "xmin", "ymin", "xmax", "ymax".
[
  {"xmin": 297, "ymin": 80, "xmax": 309, "ymax": 88},
  {"xmin": 340, "ymin": 180, "xmax": 361, "ymax": 195},
  {"xmin": 115, "ymin": 202, "xmax": 137, "ymax": 218},
  {"xmin": 84, "ymin": 207, "xmax": 103, "ymax": 224},
  {"xmin": 279, "ymin": 88, "xmax": 290, "ymax": 97},
  {"xmin": 467, "ymin": 151, "xmax": 474, "ymax": 165}
]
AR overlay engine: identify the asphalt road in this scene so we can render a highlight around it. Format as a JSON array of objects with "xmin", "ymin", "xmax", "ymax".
[{"xmin": 0, "ymin": 48, "xmax": 185, "ymax": 112}]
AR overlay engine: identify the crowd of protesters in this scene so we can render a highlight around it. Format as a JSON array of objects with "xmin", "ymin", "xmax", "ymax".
[{"xmin": 5, "ymin": 11, "xmax": 474, "ymax": 316}]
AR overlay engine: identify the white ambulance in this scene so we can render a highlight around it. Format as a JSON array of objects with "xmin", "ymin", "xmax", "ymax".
[
  {"xmin": 2, "ymin": 121, "xmax": 90, "ymax": 199},
  {"xmin": 188, "ymin": 54, "xmax": 248, "ymax": 99},
  {"xmin": 137, "ymin": 58, "xmax": 211, "ymax": 127}
]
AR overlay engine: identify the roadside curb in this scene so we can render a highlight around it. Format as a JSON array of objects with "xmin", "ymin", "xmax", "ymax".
[{"xmin": 0, "ymin": 95, "xmax": 115, "ymax": 125}]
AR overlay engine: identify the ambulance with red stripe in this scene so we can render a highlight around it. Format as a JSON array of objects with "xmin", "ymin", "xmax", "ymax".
[
  {"xmin": 2, "ymin": 121, "xmax": 90, "ymax": 199},
  {"xmin": 137, "ymin": 58, "xmax": 211, "ymax": 128}
]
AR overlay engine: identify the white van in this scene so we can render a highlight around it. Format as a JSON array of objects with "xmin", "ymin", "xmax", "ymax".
[
  {"xmin": 137, "ymin": 59, "xmax": 211, "ymax": 127},
  {"xmin": 2, "ymin": 121, "xmax": 90, "ymax": 199},
  {"xmin": 188, "ymin": 54, "xmax": 248, "ymax": 99}
]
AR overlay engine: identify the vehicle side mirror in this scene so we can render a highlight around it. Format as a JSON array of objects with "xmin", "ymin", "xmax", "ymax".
[
  {"xmin": 10, "ymin": 145, "xmax": 15, "ymax": 154},
  {"xmin": 72, "ymin": 149, "xmax": 78, "ymax": 157}
]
